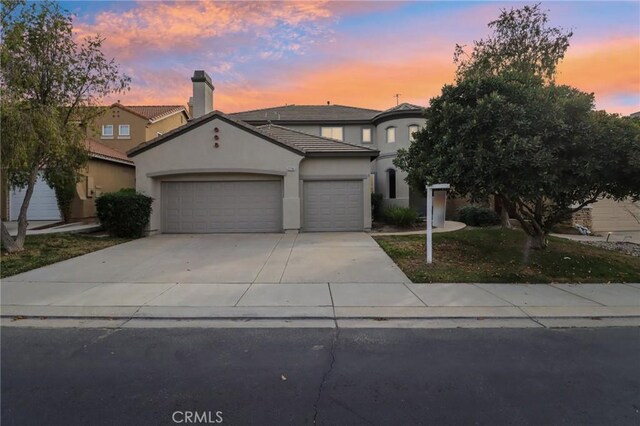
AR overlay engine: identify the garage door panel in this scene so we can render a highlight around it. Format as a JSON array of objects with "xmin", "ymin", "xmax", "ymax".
[
  {"xmin": 10, "ymin": 174, "xmax": 62, "ymax": 221},
  {"xmin": 303, "ymin": 180, "xmax": 363, "ymax": 232},
  {"xmin": 162, "ymin": 181, "xmax": 282, "ymax": 233}
]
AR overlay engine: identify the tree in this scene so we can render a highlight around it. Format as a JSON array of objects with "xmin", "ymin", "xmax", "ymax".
[
  {"xmin": 1, "ymin": 0, "xmax": 129, "ymax": 252},
  {"xmin": 395, "ymin": 75, "xmax": 640, "ymax": 249},
  {"xmin": 454, "ymin": 3, "xmax": 572, "ymax": 82},
  {"xmin": 453, "ymin": 3, "xmax": 573, "ymax": 229},
  {"xmin": 395, "ymin": 4, "xmax": 640, "ymax": 249}
]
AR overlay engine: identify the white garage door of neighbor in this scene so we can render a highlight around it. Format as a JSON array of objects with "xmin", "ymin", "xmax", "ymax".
[
  {"xmin": 162, "ymin": 181, "xmax": 283, "ymax": 233},
  {"xmin": 10, "ymin": 175, "xmax": 61, "ymax": 221},
  {"xmin": 303, "ymin": 180, "xmax": 363, "ymax": 232}
]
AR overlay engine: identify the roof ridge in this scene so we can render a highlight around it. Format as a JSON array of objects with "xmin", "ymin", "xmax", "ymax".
[
  {"xmin": 258, "ymin": 123, "xmax": 377, "ymax": 152},
  {"xmin": 231, "ymin": 104, "xmax": 382, "ymax": 114}
]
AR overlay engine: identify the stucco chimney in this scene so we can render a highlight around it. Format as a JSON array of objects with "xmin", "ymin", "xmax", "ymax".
[{"xmin": 191, "ymin": 70, "xmax": 214, "ymax": 118}]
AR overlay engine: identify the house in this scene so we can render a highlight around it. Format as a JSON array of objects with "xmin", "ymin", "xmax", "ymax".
[
  {"xmin": 68, "ymin": 140, "xmax": 136, "ymax": 220},
  {"xmin": 229, "ymin": 100, "xmax": 428, "ymax": 214},
  {"xmin": 88, "ymin": 103, "xmax": 190, "ymax": 154},
  {"xmin": 1, "ymin": 103, "xmax": 190, "ymax": 222},
  {"xmin": 128, "ymin": 70, "xmax": 381, "ymax": 233}
]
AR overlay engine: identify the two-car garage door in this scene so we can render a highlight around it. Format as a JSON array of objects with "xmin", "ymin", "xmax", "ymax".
[
  {"xmin": 161, "ymin": 179, "xmax": 364, "ymax": 233},
  {"xmin": 162, "ymin": 181, "xmax": 282, "ymax": 233}
]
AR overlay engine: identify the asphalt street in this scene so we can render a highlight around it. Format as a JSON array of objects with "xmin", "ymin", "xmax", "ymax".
[{"xmin": 1, "ymin": 326, "xmax": 639, "ymax": 425}]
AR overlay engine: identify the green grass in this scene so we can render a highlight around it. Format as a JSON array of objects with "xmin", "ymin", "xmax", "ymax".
[
  {"xmin": 373, "ymin": 229, "xmax": 640, "ymax": 283},
  {"xmin": 1, "ymin": 233, "xmax": 130, "ymax": 278}
]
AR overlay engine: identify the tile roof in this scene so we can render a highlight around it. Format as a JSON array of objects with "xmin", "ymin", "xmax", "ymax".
[
  {"xmin": 255, "ymin": 124, "xmax": 379, "ymax": 155},
  {"xmin": 378, "ymin": 102, "xmax": 424, "ymax": 114},
  {"xmin": 86, "ymin": 139, "xmax": 134, "ymax": 165},
  {"xmin": 229, "ymin": 104, "xmax": 382, "ymax": 123},
  {"xmin": 117, "ymin": 104, "xmax": 188, "ymax": 122},
  {"xmin": 128, "ymin": 111, "xmax": 378, "ymax": 158}
]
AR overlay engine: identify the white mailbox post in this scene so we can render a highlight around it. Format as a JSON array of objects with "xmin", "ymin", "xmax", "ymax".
[{"xmin": 426, "ymin": 183, "xmax": 450, "ymax": 264}]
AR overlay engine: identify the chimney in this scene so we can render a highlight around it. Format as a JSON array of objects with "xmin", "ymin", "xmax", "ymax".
[{"xmin": 191, "ymin": 70, "xmax": 214, "ymax": 118}]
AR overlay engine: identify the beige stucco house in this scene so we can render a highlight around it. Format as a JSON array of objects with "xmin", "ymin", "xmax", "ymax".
[
  {"xmin": 128, "ymin": 71, "xmax": 378, "ymax": 233},
  {"xmin": 2, "ymin": 104, "xmax": 190, "ymax": 222}
]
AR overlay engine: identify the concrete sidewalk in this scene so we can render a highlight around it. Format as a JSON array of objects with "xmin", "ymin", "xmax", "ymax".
[{"xmin": 2, "ymin": 281, "xmax": 639, "ymax": 326}]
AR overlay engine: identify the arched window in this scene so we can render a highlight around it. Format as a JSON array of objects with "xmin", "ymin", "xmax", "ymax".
[
  {"xmin": 387, "ymin": 169, "xmax": 396, "ymax": 199},
  {"xmin": 386, "ymin": 126, "xmax": 396, "ymax": 143},
  {"xmin": 408, "ymin": 125, "xmax": 419, "ymax": 142}
]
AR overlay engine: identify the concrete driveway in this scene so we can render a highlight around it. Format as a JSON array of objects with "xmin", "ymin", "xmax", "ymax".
[{"xmin": 4, "ymin": 232, "xmax": 409, "ymax": 284}]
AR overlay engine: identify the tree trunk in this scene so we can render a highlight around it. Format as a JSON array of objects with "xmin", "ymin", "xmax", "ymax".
[
  {"xmin": 527, "ymin": 233, "xmax": 547, "ymax": 250},
  {"xmin": 1, "ymin": 221, "xmax": 21, "ymax": 253},
  {"xmin": 500, "ymin": 207, "xmax": 512, "ymax": 229},
  {"xmin": 13, "ymin": 167, "xmax": 39, "ymax": 249}
]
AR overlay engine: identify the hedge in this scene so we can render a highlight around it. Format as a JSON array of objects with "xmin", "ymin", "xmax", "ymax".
[{"xmin": 96, "ymin": 189, "xmax": 153, "ymax": 238}]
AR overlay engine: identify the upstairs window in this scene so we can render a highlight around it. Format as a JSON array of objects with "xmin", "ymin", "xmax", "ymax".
[
  {"xmin": 408, "ymin": 125, "xmax": 419, "ymax": 142},
  {"xmin": 362, "ymin": 128, "xmax": 372, "ymax": 143},
  {"xmin": 118, "ymin": 124, "xmax": 130, "ymax": 138},
  {"xmin": 388, "ymin": 169, "xmax": 396, "ymax": 199},
  {"xmin": 386, "ymin": 127, "xmax": 396, "ymax": 143},
  {"xmin": 101, "ymin": 125, "xmax": 113, "ymax": 138},
  {"xmin": 321, "ymin": 127, "xmax": 343, "ymax": 141}
]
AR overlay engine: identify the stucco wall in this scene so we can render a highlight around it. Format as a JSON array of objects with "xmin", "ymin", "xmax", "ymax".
[
  {"xmin": 146, "ymin": 113, "xmax": 187, "ymax": 142},
  {"xmin": 71, "ymin": 159, "xmax": 135, "ymax": 220},
  {"xmin": 88, "ymin": 107, "xmax": 149, "ymax": 153},
  {"xmin": 283, "ymin": 124, "xmax": 376, "ymax": 147},
  {"xmin": 299, "ymin": 157, "xmax": 373, "ymax": 229},
  {"xmin": 373, "ymin": 117, "xmax": 425, "ymax": 210},
  {"xmin": 133, "ymin": 117, "xmax": 304, "ymax": 233}
]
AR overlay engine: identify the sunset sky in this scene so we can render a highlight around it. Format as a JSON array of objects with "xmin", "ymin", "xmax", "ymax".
[{"xmin": 61, "ymin": 1, "xmax": 640, "ymax": 115}]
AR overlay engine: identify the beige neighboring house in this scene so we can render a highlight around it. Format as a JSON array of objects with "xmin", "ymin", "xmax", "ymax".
[
  {"xmin": 1, "ymin": 104, "xmax": 190, "ymax": 222},
  {"xmin": 128, "ymin": 71, "xmax": 379, "ymax": 234},
  {"xmin": 69, "ymin": 139, "xmax": 136, "ymax": 220},
  {"xmin": 88, "ymin": 103, "xmax": 190, "ymax": 154}
]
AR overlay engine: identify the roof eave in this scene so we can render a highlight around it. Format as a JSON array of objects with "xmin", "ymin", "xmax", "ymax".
[
  {"xmin": 372, "ymin": 111, "xmax": 424, "ymax": 125},
  {"xmin": 239, "ymin": 119, "xmax": 375, "ymax": 126},
  {"xmin": 127, "ymin": 112, "xmax": 306, "ymax": 158},
  {"xmin": 305, "ymin": 151, "xmax": 379, "ymax": 160}
]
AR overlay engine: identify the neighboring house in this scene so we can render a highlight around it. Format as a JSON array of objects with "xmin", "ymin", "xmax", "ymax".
[
  {"xmin": 229, "ymin": 101, "xmax": 428, "ymax": 214},
  {"xmin": 4, "ymin": 140, "xmax": 135, "ymax": 222},
  {"xmin": 69, "ymin": 139, "xmax": 136, "ymax": 220},
  {"xmin": 1, "ymin": 104, "xmax": 190, "ymax": 221},
  {"xmin": 88, "ymin": 103, "xmax": 190, "ymax": 153},
  {"xmin": 128, "ymin": 71, "xmax": 379, "ymax": 233}
]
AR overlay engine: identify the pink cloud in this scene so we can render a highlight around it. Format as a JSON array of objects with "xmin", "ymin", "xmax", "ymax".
[{"xmin": 73, "ymin": 0, "xmax": 336, "ymax": 59}]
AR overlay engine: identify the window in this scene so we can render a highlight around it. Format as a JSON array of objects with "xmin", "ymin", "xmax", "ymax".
[
  {"xmin": 387, "ymin": 169, "xmax": 396, "ymax": 199},
  {"xmin": 361, "ymin": 128, "xmax": 372, "ymax": 143},
  {"xmin": 386, "ymin": 127, "xmax": 396, "ymax": 143},
  {"xmin": 408, "ymin": 125, "xmax": 419, "ymax": 142},
  {"xmin": 118, "ymin": 124, "xmax": 130, "ymax": 138},
  {"xmin": 321, "ymin": 127, "xmax": 343, "ymax": 141},
  {"xmin": 101, "ymin": 125, "xmax": 113, "ymax": 138}
]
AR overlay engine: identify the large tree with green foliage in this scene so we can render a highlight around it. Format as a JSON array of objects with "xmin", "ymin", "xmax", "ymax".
[
  {"xmin": 395, "ymin": 4, "xmax": 640, "ymax": 249},
  {"xmin": 1, "ymin": 0, "xmax": 129, "ymax": 252}
]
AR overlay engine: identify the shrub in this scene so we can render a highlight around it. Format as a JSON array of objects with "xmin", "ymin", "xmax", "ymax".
[
  {"xmin": 96, "ymin": 189, "xmax": 153, "ymax": 237},
  {"xmin": 371, "ymin": 193, "xmax": 384, "ymax": 221},
  {"xmin": 384, "ymin": 206, "xmax": 419, "ymax": 227},
  {"xmin": 455, "ymin": 205, "xmax": 499, "ymax": 227}
]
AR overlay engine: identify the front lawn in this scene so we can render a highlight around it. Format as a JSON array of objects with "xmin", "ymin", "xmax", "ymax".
[
  {"xmin": 373, "ymin": 229, "xmax": 640, "ymax": 283},
  {"xmin": 1, "ymin": 233, "xmax": 130, "ymax": 278}
]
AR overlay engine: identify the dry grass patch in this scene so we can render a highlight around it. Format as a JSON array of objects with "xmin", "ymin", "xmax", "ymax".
[
  {"xmin": 373, "ymin": 229, "xmax": 640, "ymax": 283},
  {"xmin": 1, "ymin": 233, "xmax": 130, "ymax": 278}
]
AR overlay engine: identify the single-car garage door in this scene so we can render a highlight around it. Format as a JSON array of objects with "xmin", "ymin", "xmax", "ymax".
[
  {"xmin": 303, "ymin": 180, "xmax": 363, "ymax": 231},
  {"xmin": 162, "ymin": 181, "xmax": 282, "ymax": 233},
  {"xmin": 10, "ymin": 174, "xmax": 61, "ymax": 221}
]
